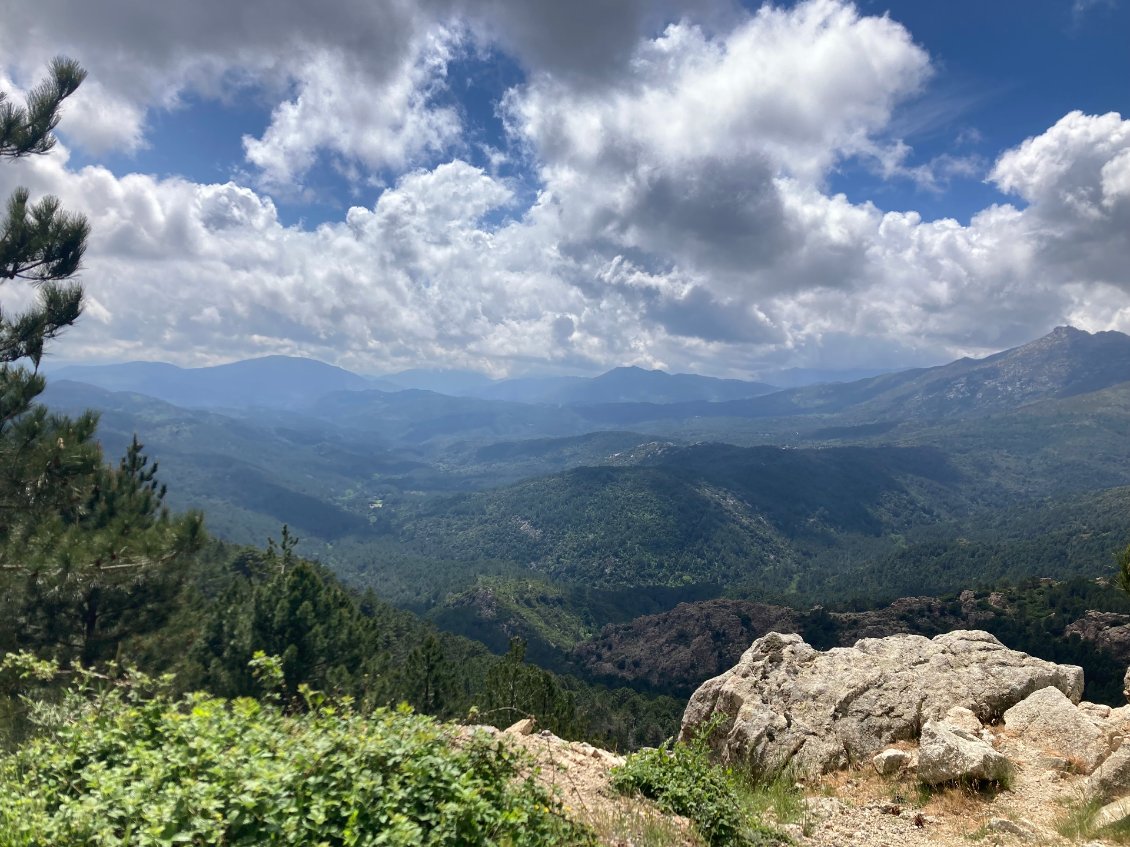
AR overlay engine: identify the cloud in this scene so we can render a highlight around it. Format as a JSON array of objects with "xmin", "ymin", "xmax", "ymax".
[
  {"xmin": 989, "ymin": 111, "xmax": 1130, "ymax": 290},
  {"xmin": 2, "ymin": 1, "xmax": 1130, "ymax": 376},
  {"xmin": 503, "ymin": 0, "xmax": 930, "ymax": 305},
  {"xmin": 0, "ymin": 0, "xmax": 444, "ymax": 175},
  {"xmin": 242, "ymin": 32, "xmax": 464, "ymax": 191},
  {"xmin": 1072, "ymin": 0, "xmax": 1117, "ymax": 21}
]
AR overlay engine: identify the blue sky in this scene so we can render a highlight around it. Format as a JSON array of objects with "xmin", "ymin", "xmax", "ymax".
[{"xmin": 1, "ymin": 0, "xmax": 1128, "ymax": 378}]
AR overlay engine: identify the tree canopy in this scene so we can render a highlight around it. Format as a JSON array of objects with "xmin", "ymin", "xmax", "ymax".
[{"xmin": 0, "ymin": 59, "xmax": 203, "ymax": 667}]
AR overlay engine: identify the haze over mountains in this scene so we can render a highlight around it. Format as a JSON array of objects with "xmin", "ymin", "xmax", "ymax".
[
  {"xmin": 55, "ymin": 325, "xmax": 1130, "ymax": 427},
  {"xmin": 54, "ymin": 358, "xmax": 781, "ymax": 411},
  {"xmin": 42, "ymin": 325, "xmax": 1130, "ymax": 640}
]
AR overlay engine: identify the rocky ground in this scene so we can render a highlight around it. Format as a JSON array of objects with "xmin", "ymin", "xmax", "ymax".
[
  {"xmin": 485, "ymin": 717, "xmax": 1128, "ymax": 847},
  {"xmin": 463, "ymin": 719, "xmax": 702, "ymax": 846},
  {"xmin": 489, "ymin": 629, "xmax": 1130, "ymax": 846}
]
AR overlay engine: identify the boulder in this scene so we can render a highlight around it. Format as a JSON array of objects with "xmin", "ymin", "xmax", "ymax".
[
  {"xmin": 1094, "ymin": 797, "xmax": 1130, "ymax": 829},
  {"xmin": 681, "ymin": 630, "xmax": 1083, "ymax": 774},
  {"xmin": 1087, "ymin": 744, "xmax": 1130, "ymax": 802},
  {"xmin": 505, "ymin": 717, "xmax": 537, "ymax": 736},
  {"xmin": 1003, "ymin": 686, "xmax": 1110, "ymax": 773},
  {"xmin": 872, "ymin": 748, "xmax": 911, "ymax": 776},
  {"xmin": 917, "ymin": 720, "xmax": 1011, "ymax": 785}
]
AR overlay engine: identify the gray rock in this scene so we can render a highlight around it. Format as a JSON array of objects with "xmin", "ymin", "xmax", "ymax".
[
  {"xmin": 1087, "ymin": 743, "xmax": 1130, "ymax": 802},
  {"xmin": 917, "ymin": 720, "xmax": 1011, "ymax": 785},
  {"xmin": 944, "ymin": 706, "xmax": 983, "ymax": 734},
  {"xmin": 1080, "ymin": 701, "xmax": 1113, "ymax": 720},
  {"xmin": 1003, "ymin": 686, "xmax": 1110, "ymax": 773},
  {"xmin": 1125, "ymin": 665, "xmax": 1130, "ymax": 704},
  {"xmin": 681, "ymin": 630, "xmax": 1083, "ymax": 774},
  {"xmin": 1094, "ymin": 797, "xmax": 1130, "ymax": 829},
  {"xmin": 872, "ymin": 748, "xmax": 910, "ymax": 776},
  {"xmin": 987, "ymin": 817, "xmax": 1031, "ymax": 839}
]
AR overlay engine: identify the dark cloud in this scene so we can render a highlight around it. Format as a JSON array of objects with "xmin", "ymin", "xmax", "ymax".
[
  {"xmin": 623, "ymin": 156, "xmax": 797, "ymax": 274},
  {"xmin": 458, "ymin": 0, "xmax": 736, "ymax": 85},
  {"xmin": 646, "ymin": 286, "xmax": 782, "ymax": 343}
]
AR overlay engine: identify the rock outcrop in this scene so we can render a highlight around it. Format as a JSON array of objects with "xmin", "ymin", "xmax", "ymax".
[
  {"xmin": 680, "ymin": 630, "xmax": 1084, "ymax": 774},
  {"xmin": 1002, "ymin": 686, "xmax": 1110, "ymax": 773},
  {"xmin": 917, "ymin": 720, "xmax": 1011, "ymax": 785},
  {"xmin": 871, "ymin": 748, "xmax": 911, "ymax": 776},
  {"xmin": 1065, "ymin": 610, "xmax": 1130, "ymax": 666}
]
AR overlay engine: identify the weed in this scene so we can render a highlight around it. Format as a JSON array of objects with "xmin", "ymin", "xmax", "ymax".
[
  {"xmin": 586, "ymin": 802, "xmax": 704, "ymax": 847},
  {"xmin": 1056, "ymin": 794, "xmax": 1104, "ymax": 840},
  {"xmin": 611, "ymin": 721, "xmax": 794, "ymax": 847}
]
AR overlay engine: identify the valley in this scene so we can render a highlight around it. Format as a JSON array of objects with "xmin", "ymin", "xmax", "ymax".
[{"xmin": 38, "ymin": 326, "xmax": 1130, "ymax": 708}]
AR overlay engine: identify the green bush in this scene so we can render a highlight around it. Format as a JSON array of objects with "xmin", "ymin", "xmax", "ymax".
[
  {"xmin": 0, "ymin": 662, "xmax": 593, "ymax": 846},
  {"xmin": 610, "ymin": 731, "xmax": 786, "ymax": 847}
]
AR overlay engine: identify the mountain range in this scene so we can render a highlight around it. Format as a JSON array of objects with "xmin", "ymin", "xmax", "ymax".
[{"xmin": 40, "ymin": 325, "xmax": 1130, "ymax": 641}]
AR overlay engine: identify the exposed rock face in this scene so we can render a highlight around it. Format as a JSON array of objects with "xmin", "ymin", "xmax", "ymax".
[
  {"xmin": 833, "ymin": 596, "xmax": 990, "ymax": 643},
  {"xmin": 680, "ymin": 630, "xmax": 1083, "ymax": 774},
  {"xmin": 942, "ymin": 706, "xmax": 983, "ymax": 735},
  {"xmin": 1003, "ymin": 686, "xmax": 1110, "ymax": 773},
  {"xmin": 917, "ymin": 720, "xmax": 1011, "ymax": 785},
  {"xmin": 572, "ymin": 595, "xmax": 986, "ymax": 694},
  {"xmin": 1064, "ymin": 610, "xmax": 1130, "ymax": 665},
  {"xmin": 1096, "ymin": 797, "xmax": 1130, "ymax": 829},
  {"xmin": 571, "ymin": 600, "xmax": 799, "ymax": 693}
]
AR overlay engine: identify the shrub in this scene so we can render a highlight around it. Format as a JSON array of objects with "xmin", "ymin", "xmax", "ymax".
[
  {"xmin": 0, "ymin": 662, "xmax": 593, "ymax": 846},
  {"xmin": 610, "ymin": 730, "xmax": 787, "ymax": 847}
]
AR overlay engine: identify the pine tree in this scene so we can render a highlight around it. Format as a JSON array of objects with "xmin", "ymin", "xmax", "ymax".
[
  {"xmin": 0, "ymin": 60, "xmax": 204, "ymax": 665},
  {"xmin": 481, "ymin": 637, "xmax": 577, "ymax": 736}
]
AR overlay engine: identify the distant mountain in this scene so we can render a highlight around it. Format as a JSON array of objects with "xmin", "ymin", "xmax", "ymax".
[
  {"xmin": 780, "ymin": 325, "xmax": 1130, "ymax": 421},
  {"xmin": 474, "ymin": 366, "xmax": 775, "ymax": 405},
  {"xmin": 54, "ymin": 356, "xmax": 375, "ymax": 410},
  {"xmin": 39, "ymin": 379, "xmax": 392, "ymax": 542},
  {"xmin": 306, "ymin": 388, "xmax": 589, "ymax": 445},
  {"xmin": 756, "ymin": 366, "xmax": 899, "ymax": 388},
  {"xmin": 472, "ymin": 374, "xmax": 588, "ymax": 403},
  {"xmin": 379, "ymin": 368, "xmax": 497, "ymax": 395},
  {"xmin": 575, "ymin": 326, "xmax": 1130, "ymax": 427}
]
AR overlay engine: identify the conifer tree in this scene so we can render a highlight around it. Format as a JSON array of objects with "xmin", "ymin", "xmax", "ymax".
[
  {"xmin": 0, "ymin": 59, "xmax": 203, "ymax": 665},
  {"xmin": 481, "ymin": 637, "xmax": 577, "ymax": 736}
]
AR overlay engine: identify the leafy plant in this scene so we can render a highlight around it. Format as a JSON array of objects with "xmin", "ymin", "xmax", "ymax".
[
  {"xmin": 610, "ymin": 724, "xmax": 788, "ymax": 847},
  {"xmin": 0, "ymin": 659, "xmax": 594, "ymax": 846}
]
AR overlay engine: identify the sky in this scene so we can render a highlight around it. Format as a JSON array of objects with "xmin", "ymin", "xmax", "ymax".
[{"xmin": 0, "ymin": 0, "xmax": 1128, "ymax": 379}]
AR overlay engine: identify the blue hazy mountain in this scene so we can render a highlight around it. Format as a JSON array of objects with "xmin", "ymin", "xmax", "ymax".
[
  {"xmin": 474, "ymin": 366, "xmax": 776, "ymax": 405},
  {"xmin": 575, "ymin": 327, "xmax": 1130, "ymax": 426},
  {"xmin": 53, "ymin": 355, "xmax": 379, "ymax": 409}
]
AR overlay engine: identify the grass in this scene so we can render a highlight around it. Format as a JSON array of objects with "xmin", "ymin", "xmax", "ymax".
[
  {"xmin": 585, "ymin": 801, "xmax": 705, "ymax": 847},
  {"xmin": 610, "ymin": 720, "xmax": 798, "ymax": 847},
  {"xmin": 1057, "ymin": 793, "xmax": 1130, "ymax": 843},
  {"xmin": 745, "ymin": 768, "xmax": 810, "ymax": 833}
]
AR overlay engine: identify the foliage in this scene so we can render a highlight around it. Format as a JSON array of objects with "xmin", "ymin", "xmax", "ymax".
[
  {"xmin": 0, "ymin": 61, "xmax": 204, "ymax": 667},
  {"xmin": 611, "ymin": 725, "xmax": 788, "ymax": 847},
  {"xmin": 0, "ymin": 660, "xmax": 594, "ymax": 846},
  {"xmin": 155, "ymin": 540, "xmax": 676, "ymax": 751},
  {"xmin": 2, "ymin": 436, "xmax": 204, "ymax": 665},
  {"xmin": 479, "ymin": 637, "xmax": 577, "ymax": 735},
  {"xmin": 1117, "ymin": 541, "xmax": 1130, "ymax": 596}
]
